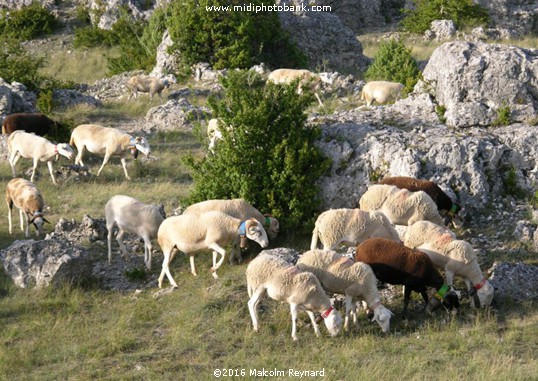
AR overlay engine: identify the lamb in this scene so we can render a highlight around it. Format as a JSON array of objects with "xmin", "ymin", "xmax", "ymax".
[
  {"xmin": 6, "ymin": 178, "xmax": 49, "ymax": 238},
  {"xmin": 105, "ymin": 195, "xmax": 166, "ymax": 270},
  {"xmin": 267, "ymin": 68, "xmax": 324, "ymax": 106},
  {"xmin": 355, "ymin": 238, "xmax": 460, "ymax": 315},
  {"xmin": 157, "ymin": 211, "xmax": 269, "ymax": 288},
  {"xmin": 359, "ymin": 184, "xmax": 445, "ymax": 226},
  {"xmin": 246, "ymin": 253, "xmax": 342, "ymax": 341},
  {"xmin": 183, "ymin": 198, "xmax": 279, "ymax": 263},
  {"xmin": 69, "ymin": 124, "xmax": 151, "ymax": 180},
  {"xmin": 127, "ymin": 75, "xmax": 171, "ymax": 101},
  {"xmin": 360, "ymin": 81, "xmax": 404, "ymax": 107},
  {"xmin": 403, "ymin": 221, "xmax": 494, "ymax": 308},
  {"xmin": 378, "ymin": 176, "xmax": 464, "ymax": 227},
  {"xmin": 7, "ymin": 130, "xmax": 74, "ymax": 185},
  {"xmin": 310, "ymin": 208, "xmax": 401, "ymax": 251},
  {"xmin": 2, "ymin": 113, "xmax": 57, "ymax": 136},
  {"xmin": 296, "ymin": 249, "xmax": 393, "ymax": 332}
]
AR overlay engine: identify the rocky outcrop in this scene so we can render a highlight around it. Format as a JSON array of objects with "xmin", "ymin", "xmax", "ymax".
[
  {"xmin": 87, "ymin": 0, "xmax": 154, "ymax": 30},
  {"xmin": 474, "ymin": 0, "xmax": 538, "ymax": 37},
  {"xmin": 0, "ymin": 0, "xmax": 55, "ymax": 9},
  {"xmin": 0, "ymin": 78, "xmax": 37, "ymax": 118},
  {"xmin": 150, "ymin": 30, "xmax": 178, "ymax": 78},
  {"xmin": 425, "ymin": 20, "xmax": 457, "ymax": 41},
  {"xmin": 489, "ymin": 262, "xmax": 538, "ymax": 302},
  {"xmin": 145, "ymin": 98, "xmax": 210, "ymax": 131},
  {"xmin": 53, "ymin": 89, "xmax": 103, "ymax": 109}
]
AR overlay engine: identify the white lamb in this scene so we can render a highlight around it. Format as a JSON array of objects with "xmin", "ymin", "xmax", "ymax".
[
  {"xmin": 359, "ymin": 184, "xmax": 445, "ymax": 226},
  {"xmin": 105, "ymin": 195, "xmax": 166, "ymax": 270},
  {"xmin": 6, "ymin": 178, "xmax": 49, "ymax": 238},
  {"xmin": 157, "ymin": 211, "xmax": 269, "ymax": 288},
  {"xmin": 183, "ymin": 198, "xmax": 279, "ymax": 263},
  {"xmin": 403, "ymin": 220, "xmax": 494, "ymax": 308},
  {"xmin": 127, "ymin": 75, "xmax": 171, "ymax": 101},
  {"xmin": 311, "ymin": 208, "xmax": 401, "ymax": 250},
  {"xmin": 70, "ymin": 124, "xmax": 151, "ymax": 180},
  {"xmin": 267, "ymin": 68, "xmax": 324, "ymax": 106},
  {"xmin": 360, "ymin": 81, "xmax": 404, "ymax": 107},
  {"xmin": 7, "ymin": 130, "xmax": 74, "ymax": 185},
  {"xmin": 246, "ymin": 253, "xmax": 342, "ymax": 341},
  {"xmin": 297, "ymin": 249, "xmax": 393, "ymax": 332},
  {"xmin": 206, "ymin": 118, "xmax": 222, "ymax": 151}
]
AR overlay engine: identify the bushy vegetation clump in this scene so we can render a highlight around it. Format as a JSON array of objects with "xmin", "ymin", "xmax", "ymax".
[
  {"xmin": 0, "ymin": 39, "xmax": 45, "ymax": 90},
  {"xmin": 364, "ymin": 39, "xmax": 421, "ymax": 94},
  {"xmin": 401, "ymin": 0, "xmax": 489, "ymax": 34},
  {"xmin": 0, "ymin": 2, "xmax": 57, "ymax": 40},
  {"xmin": 183, "ymin": 70, "xmax": 330, "ymax": 231}
]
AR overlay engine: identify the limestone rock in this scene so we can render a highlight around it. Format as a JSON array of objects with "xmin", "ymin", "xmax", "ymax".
[
  {"xmin": 489, "ymin": 262, "xmax": 538, "ymax": 302},
  {"xmin": 428, "ymin": 20, "xmax": 457, "ymax": 41},
  {"xmin": 145, "ymin": 98, "xmax": 210, "ymax": 131}
]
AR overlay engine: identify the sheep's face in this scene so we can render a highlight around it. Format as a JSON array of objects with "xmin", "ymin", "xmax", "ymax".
[
  {"xmin": 372, "ymin": 305, "xmax": 393, "ymax": 333},
  {"xmin": 245, "ymin": 219, "xmax": 269, "ymax": 248},
  {"xmin": 266, "ymin": 216, "xmax": 279, "ymax": 240},
  {"xmin": 57, "ymin": 143, "xmax": 74, "ymax": 160},
  {"xmin": 134, "ymin": 137, "xmax": 151, "ymax": 157},
  {"xmin": 29, "ymin": 214, "xmax": 49, "ymax": 236},
  {"xmin": 323, "ymin": 308, "xmax": 342, "ymax": 337},
  {"xmin": 470, "ymin": 281, "xmax": 494, "ymax": 308}
]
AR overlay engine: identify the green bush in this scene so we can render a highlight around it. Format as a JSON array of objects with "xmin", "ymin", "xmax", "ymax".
[
  {"xmin": 0, "ymin": 39, "xmax": 45, "ymax": 90},
  {"xmin": 401, "ymin": 0, "xmax": 489, "ymax": 34},
  {"xmin": 493, "ymin": 103, "xmax": 511, "ymax": 126},
  {"xmin": 183, "ymin": 70, "xmax": 330, "ymax": 232},
  {"xmin": 0, "ymin": 2, "xmax": 57, "ymax": 40},
  {"xmin": 74, "ymin": 26, "xmax": 118, "ymax": 48},
  {"xmin": 364, "ymin": 39, "xmax": 421, "ymax": 94},
  {"xmin": 36, "ymin": 89, "xmax": 54, "ymax": 114}
]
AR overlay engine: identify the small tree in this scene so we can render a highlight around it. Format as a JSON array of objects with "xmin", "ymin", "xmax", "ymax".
[
  {"xmin": 183, "ymin": 70, "xmax": 330, "ymax": 232},
  {"xmin": 0, "ymin": 39, "xmax": 45, "ymax": 90},
  {"xmin": 365, "ymin": 39, "xmax": 420, "ymax": 94}
]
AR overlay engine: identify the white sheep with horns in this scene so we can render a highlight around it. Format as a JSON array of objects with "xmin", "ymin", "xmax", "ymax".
[
  {"xmin": 105, "ymin": 195, "xmax": 166, "ymax": 270},
  {"xmin": 246, "ymin": 253, "xmax": 343, "ymax": 341},
  {"xmin": 157, "ymin": 211, "xmax": 269, "ymax": 288},
  {"xmin": 70, "ymin": 124, "xmax": 151, "ymax": 180},
  {"xmin": 7, "ymin": 130, "xmax": 73, "ymax": 185},
  {"xmin": 403, "ymin": 220, "xmax": 494, "ymax": 308},
  {"xmin": 360, "ymin": 81, "xmax": 404, "ymax": 107},
  {"xmin": 6, "ymin": 178, "xmax": 49, "ymax": 238},
  {"xmin": 297, "ymin": 249, "xmax": 393, "ymax": 332},
  {"xmin": 311, "ymin": 208, "xmax": 401, "ymax": 250}
]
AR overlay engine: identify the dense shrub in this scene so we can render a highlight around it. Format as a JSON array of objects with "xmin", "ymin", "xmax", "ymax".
[
  {"xmin": 364, "ymin": 39, "xmax": 420, "ymax": 94},
  {"xmin": 0, "ymin": 39, "xmax": 45, "ymax": 90},
  {"xmin": 401, "ymin": 0, "xmax": 489, "ymax": 34},
  {"xmin": 183, "ymin": 70, "xmax": 330, "ymax": 231},
  {"xmin": 0, "ymin": 2, "xmax": 57, "ymax": 40}
]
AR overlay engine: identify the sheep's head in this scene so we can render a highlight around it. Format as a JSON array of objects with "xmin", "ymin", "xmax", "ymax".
[
  {"xmin": 133, "ymin": 137, "xmax": 151, "ymax": 157},
  {"xmin": 29, "ymin": 212, "xmax": 50, "ymax": 236},
  {"xmin": 469, "ymin": 279, "xmax": 494, "ymax": 308},
  {"xmin": 263, "ymin": 214, "xmax": 279, "ymax": 240},
  {"xmin": 321, "ymin": 306, "xmax": 342, "ymax": 337},
  {"xmin": 56, "ymin": 143, "xmax": 74, "ymax": 160},
  {"xmin": 370, "ymin": 304, "xmax": 393, "ymax": 333},
  {"xmin": 243, "ymin": 219, "xmax": 269, "ymax": 248},
  {"xmin": 426, "ymin": 285, "xmax": 460, "ymax": 314}
]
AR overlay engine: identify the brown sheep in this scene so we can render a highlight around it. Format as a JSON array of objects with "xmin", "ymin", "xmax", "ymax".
[{"xmin": 2, "ymin": 113, "xmax": 57, "ymax": 136}]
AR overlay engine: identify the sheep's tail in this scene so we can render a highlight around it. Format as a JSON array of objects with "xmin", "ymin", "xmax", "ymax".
[
  {"xmin": 310, "ymin": 224, "xmax": 319, "ymax": 250},
  {"xmin": 69, "ymin": 135, "xmax": 74, "ymax": 146}
]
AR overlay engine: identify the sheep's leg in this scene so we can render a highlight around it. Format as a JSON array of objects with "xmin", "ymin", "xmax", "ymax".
[
  {"xmin": 115, "ymin": 230, "xmax": 129, "ymax": 261},
  {"xmin": 247, "ymin": 287, "xmax": 266, "ymax": 333},
  {"xmin": 402, "ymin": 286, "xmax": 412, "ymax": 316},
  {"xmin": 9, "ymin": 151, "xmax": 20, "ymax": 177},
  {"xmin": 141, "ymin": 234, "xmax": 152, "ymax": 270},
  {"xmin": 107, "ymin": 223, "xmax": 114, "ymax": 264},
  {"xmin": 158, "ymin": 248, "xmax": 178, "ymax": 288},
  {"xmin": 30, "ymin": 157, "xmax": 41, "ymax": 183},
  {"xmin": 96, "ymin": 153, "xmax": 111, "ymax": 177},
  {"xmin": 290, "ymin": 303, "xmax": 300, "ymax": 341},
  {"xmin": 75, "ymin": 146, "xmax": 85, "ymax": 167},
  {"xmin": 46, "ymin": 161, "xmax": 57, "ymax": 185},
  {"xmin": 208, "ymin": 243, "xmax": 226, "ymax": 279},
  {"xmin": 189, "ymin": 255, "xmax": 198, "ymax": 277},
  {"xmin": 314, "ymin": 92, "xmax": 324, "ymax": 107},
  {"xmin": 120, "ymin": 157, "xmax": 131, "ymax": 180},
  {"xmin": 7, "ymin": 201, "xmax": 13, "ymax": 235},
  {"xmin": 344, "ymin": 294, "xmax": 353, "ymax": 331},
  {"xmin": 305, "ymin": 309, "xmax": 321, "ymax": 338}
]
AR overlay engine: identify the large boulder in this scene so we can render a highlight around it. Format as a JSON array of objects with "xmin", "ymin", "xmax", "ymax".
[
  {"xmin": 150, "ymin": 30, "xmax": 179, "ymax": 78},
  {"xmin": 474, "ymin": 0, "xmax": 538, "ymax": 37},
  {"xmin": 488, "ymin": 262, "xmax": 538, "ymax": 302},
  {"xmin": 145, "ymin": 98, "xmax": 210, "ymax": 131},
  {"xmin": 0, "ymin": 78, "xmax": 37, "ymax": 119}
]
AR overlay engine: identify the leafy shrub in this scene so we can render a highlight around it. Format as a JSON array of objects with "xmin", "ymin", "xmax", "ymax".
[
  {"xmin": 401, "ymin": 0, "xmax": 489, "ymax": 34},
  {"xmin": 0, "ymin": 39, "xmax": 45, "ymax": 90},
  {"xmin": 36, "ymin": 89, "xmax": 54, "ymax": 114},
  {"xmin": 183, "ymin": 70, "xmax": 330, "ymax": 232},
  {"xmin": 74, "ymin": 26, "xmax": 118, "ymax": 48},
  {"xmin": 0, "ymin": 2, "xmax": 57, "ymax": 40},
  {"xmin": 364, "ymin": 39, "xmax": 420, "ymax": 94},
  {"xmin": 435, "ymin": 104, "xmax": 447, "ymax": 123},
  {"xmin": 492, "ymin": 102, "xmax": 511, "ymax": 126}
]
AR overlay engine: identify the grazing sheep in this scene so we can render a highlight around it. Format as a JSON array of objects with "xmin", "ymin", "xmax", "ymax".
[
  {"xmin": 403, "ymin": 221, "xmax": 494, "ymax": 308},
  {"xmin": 7, "ymin": 130, "xmax": 74, "ymax": 185},
  {"xmin": 378, "ymin": 176, "xmax": 464, "ymax": 227},
  {"xmin": 311, "ymin": 208, "xmax": 401, "ymax": 251},
  {"xmin": 105, "ymin": 195, "xmax": 166, "ymax": 270},
  {"xmin": 127, "ymin": 75, "xmax": 171, "ymax": 101},
  {"xmin": 70, "ymin": 124, "xmax": 151, "ymax": 180},
  {"xmin": 355, "ymin": 238, "xmax": 460, "ymax": 315},
  {"xmin": 297, "ymin": 249, "xmax": 393, "ymax": 332},
  {"xmin": 183, "ymin": 198, "xmax": 279, "ymax": 263},
  {"xmin": 6, "ymin": 178, "xmax": 49, "ymax": 238},
  {"xmin": 246, "ymin": 253, "xmax": 342, "ymax": 341},
  {"xmin": 157, "ymin": 211, "xmax": 269, "ymax": 288},
  {"xmin": 267, "ymin": 68, "xmax": 324, "ymax": 106},
  {"xmin": 360, "ymin": 81, "xmax": 404, "ymax": 107},
  {"xmin": 359, "ymin": 184, "xmax": 445, "ymax": 226},
  {"xmin": 2, "ymin": 113, "xmax": 57, "ymax": 136}
]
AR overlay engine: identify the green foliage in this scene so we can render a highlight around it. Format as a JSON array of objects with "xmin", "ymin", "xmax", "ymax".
[
  {"xmin": 364, "ymin": 39, "xmax": 420, "ymax": 94},
  {"xmin": 124, "ymin": 267, "xmax": 147, "ymax": 281},
  {"xmin": 0, "ymin": 2, "xmax": 57, "ymax": 40},
  {"xmin": 435, "ymin": 104, "xmax": 447, "ymax": 123},
  {"xmin": 36, "ymin": 89, "xmax": 54, "ymax": 114},
  {"xmin": 0, "ymin": 39, "xmax": 45, "ymax": 90},
  {"xmin": 401, "ymin": 0, "xmax": 489, "ymax": 34},
  {"xmin": 74, "ymin": 26, "xmax": 117, "ymax": 48},
  {"xmin": 183, "ymin": 70, "xmax": 330, "ymax": 231},
  {"xmin": 493, "ymin": 103, "xmax": 511, "ymax": 126},
  {"xmin": 502, "ymin": 167, "xmax": 526, "ymax": 199}
]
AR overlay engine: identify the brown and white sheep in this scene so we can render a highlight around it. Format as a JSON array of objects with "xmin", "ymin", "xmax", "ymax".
[
  {"xmin": 6, "ymin": 178, "xmax": 49, "ymax": 238},
  {"xmin": 360, "ymin": 81, "xmax": 404, "ymax": 107},
  {"xmin": 127, "ymin": 75, "xmax": 171, "ymax": 101},
  {"xmin": 2, "ymin": 113, "xmax": 57, "ymax": 136},
  {"xmin": 267, "ymin": 68, "xmax": 324, "ymax": 106}
]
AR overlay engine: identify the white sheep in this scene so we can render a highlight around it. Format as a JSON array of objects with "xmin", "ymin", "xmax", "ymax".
[
  {"xmin": 183, "ymin": 198, "xmax": 279, "ymax": 263},
  {"xmin": 360, "ymin": 81, "xmax": 404, "ymax": 106},
  {"xmin": 206, "ymin": 118, "xmax": 223, "ymax": 151},
  {"xmin": 70, "ymin": 124, "xmax": 151, "ymax": 180},
  {"xmin": 311, "ymin": 208, "xmax": 401, "ymax": 250},
  {"xmin": 105, "ymin": 195, "xmax": 166, "ymax": 270},
  {"xmin": 403, "ymin": 220, "xmax": 495, "ymax": 308},
  {"xmin": 6, "ymin": 178, "xmax": 49, "ymax": 238},
  {"xmin": 7, "ymin": 130, "xmax": 73, "ymax": 185},
  {"xmin": 157, "ymin": 211, "xmax": 269, "ymax": 288},
  {"xmin": 127, "ymin": 75, "xmax": 171, "ymax": 101},
  {"xmin": 297, "ymin": 249, "xmax": 393, "ymax": 332},
  {"xmin": 267, "ymin": 68, "xmax": 324, "ymax": 106},
  {"xmin": 246, "ymin": 253, "xmax": 342, "ymax": 341},
  {"xmin": 359, "ymin": 184, "xmax": 445, "ymax": 226}
]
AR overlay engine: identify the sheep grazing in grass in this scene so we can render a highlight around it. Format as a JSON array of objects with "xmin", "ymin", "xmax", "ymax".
[
  {"xmin": 183, "ymin": 198, "xmax": 279, "ymax": 263},
  {"xmin": 297, "ymin": 249, "xmax": 393, "ymax": 333},
  {"xmin": 267, "ymin": 68, "xmax": 324, "ymax": 106},
  {"xmin": 311, "ymin": 208, "xmax": 401, "ymax": 251},
  {"xmin": 6, "ymin": 178, "xmax": 49, "ymax": 238},
  {"xmin": 127, "ymin": 75, "xmax": 171, "ymax": 101},
  {"xmin": 359, "ymin": 184, "xmax": 445, "ymax": 226},
  {"xmin": 404, "ymin": 221, "xmax": 494, "ymax": 308},
  {"xmin": 246, "ymin": 253, "xmax": 342, "ymax": 341},
  {"xmin": 105, "ymin": 195, "xmax": 166, "ymax": 270},
  {"xmin": 378, "ymin": 176, "xmax": 464, "ymax": 227},
  {"xmin": 7, "ymin": 130, "xmax": 74, "ymax": 185},
  {"xmin": 157, "ymin": 211, "xmax": 269, "ymax": 288},
  {"xmin": 2, "ymin": 113, "xmax": 57, "ymax": 136},
  {"xmin": 360, "ymin": 81, "xmax": 404, "ymax": 107},
  {"xmin": 70, "ymin": 124, "xmax": 151, "ymax": 180},
  {"xmin": 355, "ymin": 238, "xmax": 460, "ymax": 315}
]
